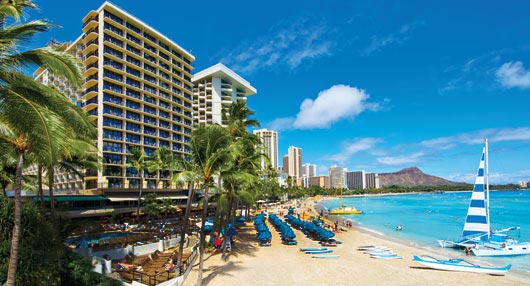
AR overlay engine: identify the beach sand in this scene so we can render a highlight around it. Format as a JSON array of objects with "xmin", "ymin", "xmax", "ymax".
[{"xmin": 183, "ymin": 198, "xmax": 530, "ymax": 286}]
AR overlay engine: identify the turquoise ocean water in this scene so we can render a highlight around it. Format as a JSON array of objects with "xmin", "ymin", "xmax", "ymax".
[{"xmin": 320, "ymin": 190, "xmax": 530, "ymax": 274}]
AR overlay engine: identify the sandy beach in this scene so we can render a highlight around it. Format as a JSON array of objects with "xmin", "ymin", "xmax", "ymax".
[{"xmin": 183, "ymin": 198, "xmax": 530, "ymax": 286}]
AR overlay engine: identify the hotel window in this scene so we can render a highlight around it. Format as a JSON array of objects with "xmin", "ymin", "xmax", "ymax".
[
  {"xmin": 144, "ymin": 33, "xmax": 156, "ymax": 43},
  {"xmin": 126, "ymin": 77, "xmax": 141, "ymax": 88},
  {"xmin": 126, "ymin": 55, "xmax": 141, "ymax": 67},
  {"xmin": 103, "ymin": 46, "xmax": 123, "ymax": 59},
  {"xmin": 126, "ymin": 88, "xmax": 141, "ymax": 99},
  {"xmin": 104, "ymin": 10, "xmax": 123, "ymax": 25},
  {"xmin": 103, "ymin": 23, "xmax": 123, "ymax": 36},
  {"xmin": 126, "ymin": 66, "xmax": 141, "ymax": 78},
  {"xmin": 126, "ymin": 122, "xmax": 140, "ymax": 132},
  {"xmin": 143, "ymin": 42, "xmax": 157, "ymax": 54},
  {"xmin": 103, "ymin": 34, "xmax": 123, "ymax": 47},
  {"xmin": 126, "ymin": 33, "xmax": 141, "ymax": 45},
  {"xmin": 126, "ymin": 44, "xmax": 141, "ymax": 56},
  {"xmin": 143, "ymin": 105, "xmax": 156, "ymax": 115},
  {"xmin": 126, "ymin": 22, "xmax": 141, "ymax": 34},
  {"xmin": 126, "ymin": 111, "xmax": 140, "ymax": 121},
  {"xmin": 103, "ymin": 105, "xmax": 123, "ymax": 117},
  {"xmin": 143, "ymin": 115, "xmax": 156, "ymax": 125}
]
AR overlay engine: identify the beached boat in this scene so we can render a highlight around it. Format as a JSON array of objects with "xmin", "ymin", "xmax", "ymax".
[
  {"xmin": 371, "ymin": 254, "xmax": 402, "ymax": 259},
  {"xmin": 300, "ymin": 247, "xmax": 327, "ymax": 252},
  {"xmin": 328, "ymin": 204, "xmax": 363, "ymax": 215},
  {"xmin": 413, "ymin": 255, "xmax": 511, "ymax": 275},
  {"xmin": 305, "ymin": 249, "xmax": 333, "ymax": 254},
  {"xmin": 438, "ymin": 139, "xmax": 530, "ymax": 256},
  {"xmin": 328, "ymin": 184, "xmax": 362, "ymax": 215},
  {"xmin": 312, "ymin": 255, "xmax": 340, "ymax": 258}
]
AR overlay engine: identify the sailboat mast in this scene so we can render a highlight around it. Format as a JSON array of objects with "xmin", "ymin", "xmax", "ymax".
[{"xmin": 485, "ymin": 139, "xmax": 490, "ymax": 239}]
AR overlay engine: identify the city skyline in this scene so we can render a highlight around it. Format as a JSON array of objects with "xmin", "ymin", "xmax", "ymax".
[{"xmin": 31, "ymin": 1, "xmax": 530, "ymax": 184}]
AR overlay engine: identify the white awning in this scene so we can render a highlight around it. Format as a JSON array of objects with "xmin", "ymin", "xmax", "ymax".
[
  {"xmin": 159, "ymin": 195, "xmax": 188, "ymax": 200},
  {"xmin": 108, "ymin": 197, "xmax": 138, "ymax": 202}
]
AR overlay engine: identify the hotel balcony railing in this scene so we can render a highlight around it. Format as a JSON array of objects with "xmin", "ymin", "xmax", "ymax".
[
  {"xmin": 103, "ymin": 109, "xmax": 123, "ymax": 117},
  {"xmin": 103, "ymin": 23, "xmax": 123, "ymax": 36},
  {"xmin": 103, "ymin": 122, "xmax": 123, "ymax": 129},
  {"xmin": 103, "ymin": 136, "xmax": 123, "ymax": 142},
  {"xmin": 103, "ymin": 84, "xmax": 123, "ymax": 94},
  {"xmin": 144, "ymin": 96, "xmax": 156, "ymax": 104},
  {"xmin": 126, "ymin": 114, "xmax": 140, "ymax": 121},
  {"xmin": 103, "ymin": 146, "xmax": 123, "ymax": 152},
  {"xmin": 126, "ymin": 90, "xmax": 141, "ymax": 100},
  {"xmin": 103, "ymin": 96, "xmax": 123, "ymax": 105},
  {"xmin": 125, "ymin": 102, "xmax": 140, "ymax": 109},
  {"xmin": 126, "ymin": 34, "xmax": 141, "ymax": 45},
  {"xmin": 144, "ymin": 131, "xmax": 157, "ymax": 136},
  {"xmin": 126, "ymin": 56, "xmax": 141, "ymax": 67},
  {"xmin": 126, "ymin": 139, "xmax": 140, "ymax": 144},
  {"xmin": 126, "ymin": 127, "xmax": 141, "ymax": 133}
]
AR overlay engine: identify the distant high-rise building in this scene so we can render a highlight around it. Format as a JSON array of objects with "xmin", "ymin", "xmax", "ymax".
[
  {"xmin": 365, "ymin": 172, "xmax": 380, "ymax": 189},
  {"xmin": 302, "ymin": 163, "xmax": 316, "ymax": 178},
  {"xmin": 253, "ymin": 129, "xmax": 278, "ymax": 170},
  {"xmin": 282, "ymin": 155, "xmax": 289, "ymax": 173},
  {"xmin": 287, "ymin": 146, "xmax": 302, "ymax": 180},
  {"xmin": 301, "ymin": 163, "xmax": 316, "ymax": 188},
  {"xmin": 329, "ymin": 165, "xmax": 344, "ymax": 188},
  {"xmin": 309, "ymin": 176, "xmax": 330, "ymax": 188},
  {"xmin": 192, "ymin": 63, "xmax": 256, "ymax": 126},
  {"xmin": 346, "ymin": 171, "xmax": 366, "ymax": 190}
]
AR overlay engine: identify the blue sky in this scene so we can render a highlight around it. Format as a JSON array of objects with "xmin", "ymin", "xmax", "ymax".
[{"xmin": 28, "ymin": 1, "xmax": 530, "ymax": 184}]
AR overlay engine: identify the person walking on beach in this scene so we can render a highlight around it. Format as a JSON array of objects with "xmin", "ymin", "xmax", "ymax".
[{"xmin": 465, "ymin": 247, "xmax": 470, "ymax": 256}]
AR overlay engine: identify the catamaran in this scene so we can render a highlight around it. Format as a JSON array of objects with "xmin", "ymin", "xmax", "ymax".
[
  {"xmin": 438, "ymin": 139, "xmax": 530, "ymax": 256},
  {"xmin": 328, "ymin": 178, "xmax": 362, "ymax": 215}
]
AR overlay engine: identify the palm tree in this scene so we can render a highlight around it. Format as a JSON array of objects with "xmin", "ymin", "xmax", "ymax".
[
  {"xmin": 127, "ymin": 146, "xmax": 148, "ymax": 223},
  {"xmin": 159, "ymin": 198, "xmax": 176, "ymax": 221},
  {"xmin": 171, "ymin": 157, "xmax": 200, "ymax": 274},
  {"xmin": 218, "ymin": 133, "xmax": 263, "ymax": 258},
  {"xmin": 189, "ymin": 124, "xmax": 232, "ymax": 286},
  {"xmin": 44, "ymin": 138, "xmax": 99, "ymax": 221},
  {"xmin": 147, "ymin": 146, "xmax": 175, "ymax": 189},
  {"xmin": 222, "ymin": 101, "xmax": 260, "ymax": 137}
]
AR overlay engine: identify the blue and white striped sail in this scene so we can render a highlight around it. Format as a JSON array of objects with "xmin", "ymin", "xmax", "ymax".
[{"xmin": 462, "ymin": 144, "xmax": 490, "ymax": 239}]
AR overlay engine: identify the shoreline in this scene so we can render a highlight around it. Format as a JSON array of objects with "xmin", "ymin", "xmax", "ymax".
[
  {"xmin": 182, "ymin": 197, "xmax": 530, "ymax": 286},
  {"xmin": 314, "ymin": 196, "xmax": 530, "ymax": 280}
]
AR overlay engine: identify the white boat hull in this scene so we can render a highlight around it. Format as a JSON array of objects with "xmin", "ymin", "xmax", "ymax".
[
  {"xmin": 471, "ymin": 243, "xmax": 530, "ymax": 257},
  {"xmin": 413, "ymin": 256, "xmax": 511, "ymax": 275}
]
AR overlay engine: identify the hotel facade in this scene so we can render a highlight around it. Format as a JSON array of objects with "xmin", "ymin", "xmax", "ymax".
[{"xmin": 34, "ymin": 2, "xmax": 255, "ymax": 196}]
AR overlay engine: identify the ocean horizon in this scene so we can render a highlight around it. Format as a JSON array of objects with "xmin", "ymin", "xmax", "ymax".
[{"xmin": 319, "ymin": 190, "xmax": 530, "ymax": 275}]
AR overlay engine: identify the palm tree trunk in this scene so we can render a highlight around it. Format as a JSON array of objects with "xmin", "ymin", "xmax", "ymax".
[
  {"xmin": 48, "ymin": 168, "xmax": 56, "ymax": 222},
  {"xmin": 38, "ymin": 164, "xmax": 44, "ymax": 207},
  {"xmin": 196, "ymin": 184, "xmax": 209, "ymax": 286},
  {"xmin": 221, "ymin": 193, "xmax": 234, "ymax": 259},
  {"xmin": 176, "ymin": 182, "xmax": 194, "ymax": 272},
  {"xmin": 136, "ymin": 176, "xmax": 143, "ymax": 223},
  {"xmin": 6, "ymin": 150, "xmax": 24, "ymax": 286}
]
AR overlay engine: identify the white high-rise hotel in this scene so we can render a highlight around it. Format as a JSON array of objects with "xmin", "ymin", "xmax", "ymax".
[
  {"xmin": 287, "ymin": 146, "xmax": 302, "ymax": 181},
  {"xmin": 192, "ymin": 63, "xmax": 256, "ymax": 126},
  {"xmin": 253, "ymin": 129, "xmax": 278, "ymax": 170}
]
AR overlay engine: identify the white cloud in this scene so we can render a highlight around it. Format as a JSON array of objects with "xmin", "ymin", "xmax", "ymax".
[
  {"xmin": 420, "ymin": 127, "xmax": 530, "ymax": 150},
  {"xmin": 363, "ymin": 22, "xmax": 421, "ymax": 56},
  {"xmin": 267, "ymin": 117, "xmax": 295, "ymax": 132},
  {"xmin": 293, "ymin": 84, "xmax": 379, "ymax": 129},
  {"xmin": 325, "ymin": 137, "xmax": 382, "ymax": 162},
  {"xmin": 496, "ymin": 61, "xmax": 530, "ymax": 89},
  {"xmin": 377, "ymin": 152, "xmax": 424, "ymax": 166},
  {"xmin": 221, "ymin": 18, "xmax": 334, "ymax": 73}
]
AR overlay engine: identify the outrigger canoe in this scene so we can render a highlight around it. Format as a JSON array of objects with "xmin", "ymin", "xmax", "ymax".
[{"xmin": 413, "ymin": 255, "xmax": 511, "ymax": 275}]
